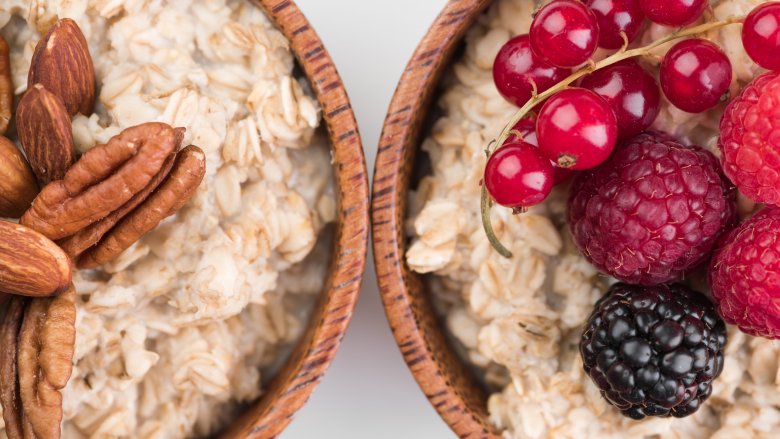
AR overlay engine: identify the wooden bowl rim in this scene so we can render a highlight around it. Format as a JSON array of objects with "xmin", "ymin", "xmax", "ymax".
[
  {"xmin": 372, "ymin": 0, "xmax": 500, "ymax": 438},
  {"xmin": 224, "ymin": 0, "xmax": 369, "ymax": 437}
]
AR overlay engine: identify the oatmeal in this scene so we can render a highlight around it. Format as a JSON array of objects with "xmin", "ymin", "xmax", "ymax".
[
  {"xmin": 407, "ymin": 0, "xmax": 780, "ymax": 437},
  {"xmin": 0, "ymin": 0, "xmax": 334, "ymax": 437}
]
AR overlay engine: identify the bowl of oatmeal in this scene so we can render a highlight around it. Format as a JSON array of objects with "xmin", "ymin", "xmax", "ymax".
[
  {"xmin": 0, "ymin": 0, "xmax": 368, "ymax": 438},
  {"xmin": 373, "ymin": 0, "xmax": 780, "ymax": 438}
]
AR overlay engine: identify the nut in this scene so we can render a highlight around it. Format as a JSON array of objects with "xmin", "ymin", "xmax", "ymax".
[
  {"xmin": 0, "ymin": 220, "xmax": 72, "ymax": 297},
  {"xmin": 0, "ymin": 297, "xmax": 26, "ymax": 439},
  {"xmin": 28, "ymin": 18, "xmax": 95, "ymax": 117},
  {"xmin": 57, "ymin": 152, "xmax": 177, "ymax": 258},
  {"xmin": 0, "ymin": 35, "xmax": 12, "ymax": 135},
  {"xmin": 78, "ymin": 145, "xmax": 206, "ymax": 268},
  {"xmin": 18, "ymin": 285, "xmax": 75, "ymax": 439},
  {"xmin": 0, "ymin": 136, "xmax": 39, "ymax": 218},
  {"xmin": 16, "ymin": 84, "xmax": 75, "ymax": 185},
  {"xmin": 21, "ymin": 122, "xmax": 183, "ymax": 240}
]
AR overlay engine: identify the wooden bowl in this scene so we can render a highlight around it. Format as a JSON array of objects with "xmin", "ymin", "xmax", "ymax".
[
  {"xmin": 222, "ymin": 1, "xmax": 369, "ymax": 437},
  {"xmin": 372, "ymin": 1, "xmax": 502, "ymax": 438}
]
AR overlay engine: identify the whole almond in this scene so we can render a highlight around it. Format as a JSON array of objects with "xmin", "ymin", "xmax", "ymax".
[
  {"xmin": 28, "ymin": 18, "xmax": 95, "ymax": 117},
  {"xmin": 0, "ymin": 220, "xmax": 72, "ymax": 297},
  {"xmin": 16, "ymin": 84, "xmax": 75, "ymax": 185},
  {"xmin": 0, "ymin": 35, "xmax": 12, "ymax": 135},
  {"xmin": 0, "ymin": 136, "xmax": 39, "ymax": 218}
]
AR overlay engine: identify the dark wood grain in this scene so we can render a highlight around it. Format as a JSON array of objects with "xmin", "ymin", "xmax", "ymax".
[
  {"xmin": 221, "ymin": 1, "xmax": 369, "ymax": 437},
  {"xmin": 372, "ymin": 1, "xmax": 501, "ymax": 438}
]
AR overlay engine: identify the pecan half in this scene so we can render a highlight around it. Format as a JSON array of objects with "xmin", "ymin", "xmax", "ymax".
[
  {"xmin": 21, "ymin": 122, "xmax": 183, "ymax": 240},
  {"xmin": 28, "ymin": 19, "xmax": 95, "ymax": 117},
  {"xmin": 78, "ymin": 145, "xmax": 206, "ymax": 269},
  {"xmin": 0, "ymin": 297, "xmax": 26, "ymax": 439},
  {"xmin": 57, "ymin": 153, "xmax": 176, "ymax": 259},
  {"xmin": 0, "ymin": 136, "xmax": 39, "ymax": 218},
  {"xmin": 16, "ymin": 84, "xmax": 75, "ymax": 185},
  {"xmin": 0, "ymin": 35, "xmax": 12, "ymax": 135},
  {"xmin": 18, "ymin": 285, "xmax": 76, "ymax": 439},
  {"xmin": 0, "ymin": 220, "xmax": 72, "ymax": 298}
]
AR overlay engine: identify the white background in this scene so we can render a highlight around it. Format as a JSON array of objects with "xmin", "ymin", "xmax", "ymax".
[{"xmin": 283, "ymin": 1, "xmax": 453, "ymax": 438}]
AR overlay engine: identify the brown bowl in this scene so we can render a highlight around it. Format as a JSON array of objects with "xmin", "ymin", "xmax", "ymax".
[
  {"xmin": 222, "ymin": 1, "xmax": 369, "ymax": 437},
  {"xmin": 372, "ymin": 0, "xmax": 502, "ymax": 438}
]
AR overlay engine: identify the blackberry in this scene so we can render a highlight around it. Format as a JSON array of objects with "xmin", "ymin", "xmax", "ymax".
[{"xmin": 580, "ymin": 283, "xmax": 727, "ymax": 419}]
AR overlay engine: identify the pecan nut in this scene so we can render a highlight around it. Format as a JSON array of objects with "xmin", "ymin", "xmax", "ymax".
[
  {"xmin": 0, "ymin": 220, "xmax": 72, "ymax": 298},
  {"xmin": 0, "ymin": 35, "xmax": 12, "ymax": 135},
  {"xmin": 16, "ymin": 84, "xmax": 75, "ymax": 185},
  {"xmin": 21, "ymin": 122, "xmax": 183, "ymax": 240},
  {"xmin": 0, "ymin": 297, "xmax": 26, "ymax": 439},
  {"xmin": 78, "ymin": 145, "xmax": 206, "ymax": 268},
  {"xmin": 28, "ymin": 19, "xmax": 95, "ymax": 117},
  {"xmin": 0, "ymin": 136, "xmax": 39, "ymax": 218},
  {"xmin": 18, "ymin": 285, "xmax": 76, "ymax": 439},
  {"xmin": 57, "ymin": 153, "xmax": 176, "ymax": 259}
]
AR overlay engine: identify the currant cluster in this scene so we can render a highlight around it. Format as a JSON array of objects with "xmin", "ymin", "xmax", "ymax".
[
  {"xmin": 481, "ymin": 0, "xmax": 780, "ymax": 421},
  {"xmin": 486, "ymin": 0, "xmax": 780, "ymax": 213}
]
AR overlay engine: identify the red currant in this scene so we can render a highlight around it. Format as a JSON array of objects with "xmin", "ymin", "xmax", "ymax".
[
  {"xmin": 552, "ymin": 165, "xmax": 575, "ymax": 185},
  {"xmin": 537, "ymin": 88, "xmax": 618, "ymax": 170},
  {"xmin": 530, "ymin": 0, "xmax": 600, "ymax": 68},
  {"xmin": 640, "ymin": 0, "xmax": 708, "ymax": 27},
  {"xmin": 580, "ymin": 59, "xmax": 660, "ymax": 139},
  {"xmin": 586, "ymin": 0, "xmax": 645, "ymax": 50},
  {"xmin": 485, "ymin": 142, "xmax": 555, "ymax": 208},
  {"xmin": 742, "ymin": 2, "xmax": 780, "ymax": 71},
  {"xmin": 493, "ymin": 34, "xmax": 571, "ymax": 107},
  {"xmin": 660, "ymin": 38, "xmax": 732, "ymax": 113},
  {"xmin": 506, "ymin": 117, "xmax": 575, "ymax": 185},
  {"xmin": 506, "ymin": 117, "xmax": 537, "ymax": 145}
]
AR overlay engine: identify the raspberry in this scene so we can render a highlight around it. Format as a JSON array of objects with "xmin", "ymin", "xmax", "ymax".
[
  {"xmin": 720, "ymin": 71, "xmax": 780, "ymax": 206},
  {"xmin": 568, "ymin": 132, "xmax": 737, "ymax": 285},
  {"xmin": 709, "ymin": 207, "xmax": 780, "ymax": 339},
  {"xmin": 581, "ymin": 283, "xmax": 727, "ymax": 419}
]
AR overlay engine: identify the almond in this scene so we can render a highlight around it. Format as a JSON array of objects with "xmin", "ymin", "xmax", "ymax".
[
  {"xmin": 16, "ymin": 84, "xmax": 75, "ymax": 185},
  {"xmin": 28, "ymin": 18, "xmax": 95, "ymax": 117},
  {"xmin": 0, "ymin": 136, "xmax": 39, "ymax": 218},
  {"xmin": 0, "ymin": 220, "xmax": 72, "ymax": 298},
  {"xmin": 0, "ymin": 35, "xmax": 12, "ymax": 135}
]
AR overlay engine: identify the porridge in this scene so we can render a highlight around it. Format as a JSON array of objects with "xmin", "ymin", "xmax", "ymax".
[
  {"xmin": 406, "ymin": 0, "xmax": 780, "ymax": 437},
  {"xmin": 0, "ymin": 0, "xmax": 334, "ymax": 437}
]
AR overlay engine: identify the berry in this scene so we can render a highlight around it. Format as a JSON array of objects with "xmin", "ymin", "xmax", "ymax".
[
  {"xmin": 506, "ymin": 117, "xmax": 575, "ymax": 185},
  {"xmin": 640, "ymin": 0, "xmax": 708, "ymax": 27},
  {"xmin": 660, "ymin": 38, "xmax": 732, "ymax": 113},
  {"xmin": 493, "ymin": 34, "xmax": 571, "ymax": 107},
  {"xmin": 537, "ymin": 88, "xmax": 618, "ymax": 170},
  {"xmin": 552, "ymin": 163, "xmax": 575, "ymax": 186},
  {"xmin": 719, "ymin": 71, "xmax": 780, "ymax": 205},
  {"xmin": 710, "ymin": 208, "xmax": 780, "ymax": 339},
  {"xmin": 530, "ymin": 0, "xmax": 600, "ymax": 68},
  {"xmin": 581, "ymin": 59, "xmax": 661, "ymax": 139},
  {"xmin": 586, "ymin": 0, "xmax": 645, "ymax": 50},
  {"xmin": 568, "ymin": 132, "xmax": 736, "ymax": 285},
  {"xmin": 743, "ymin": 2, "xmax": 780, "ymax": 71},
  {"xmin": 581, "ymin": 283, "xmax": 727, "ymax": 419},
  {"xmin": 485, "ymin": 142, "xmax": 554, "ymax": 208},
  {"xmin": 506, "ymin": 117, "xmax": 538, "ymax": 145}
]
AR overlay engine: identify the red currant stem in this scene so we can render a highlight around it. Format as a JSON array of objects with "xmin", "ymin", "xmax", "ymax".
[
  {"xmin": 481, "ymin": 186, "xmax": 513, "ymax": 258},
  {"xmin": 481, "ymin": 14, "xmax": 745, "ymax": 258},
  {"xmin": 619, "ymin": 32, "xmax": 630, "ymax": 52}
]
